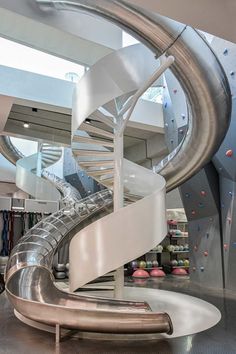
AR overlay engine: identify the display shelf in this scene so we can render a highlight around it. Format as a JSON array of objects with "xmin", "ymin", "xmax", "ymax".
[
  {"xmin": 172, "ymin": 266, "xmax": 189, "ymax": 269},
  {"xmin": 171, "ymin": 250, "xmax": 189, "ymax": 254},
  {"xmin": 168, "ymin": 235, "xmax": 188, "ymax": 239},
  {"xmin": 133, "ymin": 267, "xmax": 163, "ymax": 271},
  {"xmin": 148, "ymin": 250, "xmax": 162, "ymax": 254}
]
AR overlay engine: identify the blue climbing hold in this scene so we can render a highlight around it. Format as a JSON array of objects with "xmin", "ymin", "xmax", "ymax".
[{"xmin": 223, "ymin": 48, "xmax": 228, "ymax": 55}]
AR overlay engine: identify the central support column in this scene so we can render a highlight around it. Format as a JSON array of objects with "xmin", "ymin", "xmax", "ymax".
[{"xmin": 114, "ymin": 117, "xmax": 124, "ymax": 298}]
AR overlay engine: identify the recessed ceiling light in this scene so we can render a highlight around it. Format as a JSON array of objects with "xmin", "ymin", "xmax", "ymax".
[{"xmin": 23, "ymin": 123, "xmax": 29, "ymax": 128}]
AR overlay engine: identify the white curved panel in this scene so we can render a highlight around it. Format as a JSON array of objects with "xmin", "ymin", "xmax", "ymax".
[
  {"xmin": 16, "ymin": 154, "xmax": 60, "ymax": 200},
  {"xmin": 72, "ymin": 44, "xmax": 159, "ymax": 134},
  {"xmin": 70, "ymin": 160, "xmax": 166, "ymax": 291}
]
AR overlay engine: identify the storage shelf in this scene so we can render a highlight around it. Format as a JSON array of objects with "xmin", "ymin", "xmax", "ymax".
[
  {"xmin": 168, "ymin": 235, "xmax": 188, "ymax": 239},
  {"xmin": 133, "ymin": 267, "xmax": 163, "ymax": 270},
  {"xmin": 171, "ymin": 250, "xmax": 189, "ymax": 254}
]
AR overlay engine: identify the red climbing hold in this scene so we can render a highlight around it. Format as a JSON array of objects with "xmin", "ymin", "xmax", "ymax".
[
  {"xmin": 204, "ymin": 251, "xmax": 208, "ymax": 257},
  {"xmin": 226, "ymin": 149, "xmax": 233, "ymax": 157},
  {"xmin": 200, "ymin": 190, "xmax": 206, "ymax": 196},
  {"xmin": 191, "ymin": 210, "xmax": 196, "ymax": 215},
  {"xmin": 224, "ymin": 244, "xmax": 228, "ymax": 250}
]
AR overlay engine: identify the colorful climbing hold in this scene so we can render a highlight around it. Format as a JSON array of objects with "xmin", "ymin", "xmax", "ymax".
[
  {"xmin": 229, "ymin": 191, "xmax": 233, "ymax": 197},
  {"xmin": 226, "ymin": 149, "xmax": 233, "ymax": 157},
  {"xmin": 181, "ymin": 113, "xmax": 186, "ymax": 119},
  {"xmin": 223, "ymin": 48, "xmax": 228, "ymax": 55},
  {"xmin": 194, "ymin": 245, "xmax": 198, "ymax": 251},
  {"xmin": 164, "ymin": 102, "xmax": 168, "ymax": 108},
  {"xmin": 230, "ymin": 71, "xmax": 235, "ymax": 76},
  {"xmin": 198, "ymin": 202, "xmax": 204, "ymax": 208},
  {"xmin": 191, "ymin": 210, "xmax": 196, "ymax": 215},
  {"xmin": 204, "ymin": 251, "xmax": 208, "ymax": 257},
  {"xmin": 173, "ymin": 89, "xmax": 177, "ymax": 94},
  {"xmin": 224, "ymin": 244, "xmax": 228, "ymax": 250},
  {"xmin": 206, "ymin": 233, "xmax": 209, "ymax": 238},
  {"xmin": 185, "ymin": 193, "xmax": 190, "ymax": 198},
  {"xmin": 192, "ymin": 266, "xmax": 196, "ymax": 272},
  {"xmin": 200, "ymin": 266, "xmax": 204, "ymax": 272},
  {"xmin": 200, "ymin": 190, "xmax": 206, "ymax": 196}
]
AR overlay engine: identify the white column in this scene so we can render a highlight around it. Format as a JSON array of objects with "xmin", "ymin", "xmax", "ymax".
[{"xmin": 113, "ymin": 117, "xmax": 124, "ymax": 298}]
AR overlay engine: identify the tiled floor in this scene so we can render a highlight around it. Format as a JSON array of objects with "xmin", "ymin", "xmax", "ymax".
[{"xmin": 0, "ymin": 276, "xmax": 236, "ymax": 354}]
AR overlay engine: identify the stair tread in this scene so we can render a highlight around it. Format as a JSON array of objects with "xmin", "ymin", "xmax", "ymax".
[
  {"xmin": 73, "ymin": 135, "xmax": 114, "ymax": 148},
  {"xmin": 79, "ymin": 160, "xmax": 114, "ymax": 167},
  {"xmin": 80, "ymin": 123, "xmax": 114, "ymax": 139}
]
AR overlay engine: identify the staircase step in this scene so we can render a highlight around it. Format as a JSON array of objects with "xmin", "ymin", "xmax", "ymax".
[
  {"xmin": 99, "ymin": 176, "xmax": 114, "ymax": 185},
  {"xmin": 74, "ymin": 149, "xmax": 114, "ymax": 158},
  {"xmin": 102, "ymin": 100, "xmax": 118, "ymax": 116},
  {"xmin": 90, "ymin": 110, "xmax": 116, "ymax": 129},
  {"xmin": 79, "ymin": 160, "xmax": 114, "ymax": 167},
  {"xmin": 73, "ymin": 135, "xmax": 114, "ymax": 148},
  {"xmin": 80, "ymin": 123, "xmax": 114, "ymax": 139},
  {"xmin": 88, "ymin": 168, "xmax": 114, "ymax": 177}
]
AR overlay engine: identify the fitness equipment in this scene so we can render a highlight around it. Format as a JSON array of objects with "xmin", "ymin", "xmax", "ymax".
[
  {"xmin": 152, "ymin": 260, "xmax": 159, "ymax": 268},
  {"xmin": 0, "ymin": 211, "xmax": 9, "ymax": 256},
  {"xmin": 171, "ymin": 260, "xmax": 178, "ymax": 266},
  {"xmin": 0, "ymin": 273, "xmax": 5, "ymax": 294},
  {"xmin": 178, "ymin": 259, "xmax": 184, "ymax": 266},
  {"xmin": 132, "ymin": 269, "xmax": 150, "ymax": 278},
  {"xmin": 146, "ymin": 261, "xmax": 153, "ymax": 269},
  {"xmin": 184, "ymin": 259, "xmax": 190, "ymax": 267},
  {"xmin": 150, "ymin": 269, "xmax": 166, "ymax": 277},
  {"xmin": 156, "ymin": 245, "xmax": 163, "ymax": 252},
  {"xmin": 139, "ymin": 261, "xmax": 146, "ymax": 269},
  {"xmin": 131, "ymin": 260, "xmax": 138, "ymax": 269},
  {"xmin": 172, "ymin": 268, "xmax": 188, "ymax": 276}
]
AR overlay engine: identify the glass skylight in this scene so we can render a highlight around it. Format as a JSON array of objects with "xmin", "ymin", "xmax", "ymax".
[
  {"xmin": 142, "ymin": 86, "xmax": 164, "ymax": 104},
  {"xmin": 0, "ymin": 37, "xmax": 85, "ymax": 81}
]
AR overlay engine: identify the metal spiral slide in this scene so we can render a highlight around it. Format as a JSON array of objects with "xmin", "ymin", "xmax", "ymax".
[{"xmin": 4, "ymin": 0, "xmax": 231, "ymax": 335}]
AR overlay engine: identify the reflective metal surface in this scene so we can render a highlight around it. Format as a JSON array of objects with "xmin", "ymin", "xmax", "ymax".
[
  {"xmin": 54, "ymin": 0, "xmax": 230, "ymax": 192},
  {"xmin": 5, "ymin": 0, "xmax": 231, "ymax": 336},
  {"xmin": 6, "ymin": 190, "xmax": 172, "ymax": 334}
]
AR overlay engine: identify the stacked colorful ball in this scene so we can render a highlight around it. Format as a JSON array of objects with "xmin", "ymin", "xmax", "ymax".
[
  {"xmin": 152, "ymin": 260, "xmax": 159, "ymax": 268},
  {"xmin": 131, "ymin": 260, "xmax": 138, "ymax": 269},
  {"xmin": 139, "ymin": 261, "xmax": 146, "ymax": 269},
  {"xmin": 146, "ymin": 261, "xmax": 153, "ymax": 269}
]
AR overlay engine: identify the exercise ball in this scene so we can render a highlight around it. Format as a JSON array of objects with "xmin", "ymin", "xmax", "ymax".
[
  {"xmin": 150, "ymin": 269, "xmax": 166, "ymax": 277},
  {"xmin": 132, "ymin": 269, "xmax": 150, "ymax": 278}
]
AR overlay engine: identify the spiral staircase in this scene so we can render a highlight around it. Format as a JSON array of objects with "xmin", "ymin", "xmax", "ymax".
[
  {"xmin": 4, "ymin": 0, "xmax": 231, "ymax": 336},
  {"xmin": 0, "ymin": 136, "xmax": 81, "ymax": 204}
]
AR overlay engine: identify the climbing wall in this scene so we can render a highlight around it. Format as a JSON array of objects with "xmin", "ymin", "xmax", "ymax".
[
  {"xmin": 162, "ymin": 36, "xmax": 236, "ymax": 289},
  {"xmin": 179, "ymin": 164, "xmax": 223, "ymax": 288},
  {"xmin": 211, "ymin": 38, "xmax": 236, "ymax": 290}
]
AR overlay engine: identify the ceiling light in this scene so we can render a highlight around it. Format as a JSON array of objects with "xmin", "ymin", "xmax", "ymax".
[{"xmin": 23, "ymin": 123, "xmax": 30, "ymax": 128}]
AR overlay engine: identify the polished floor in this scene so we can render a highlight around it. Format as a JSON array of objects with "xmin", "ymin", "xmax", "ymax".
[{"xmin": 0, "ymin": 276, "xmax": 236, "ymax": 354}]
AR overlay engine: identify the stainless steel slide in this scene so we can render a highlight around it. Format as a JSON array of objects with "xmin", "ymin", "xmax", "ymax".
[{"xmin": 4, "ymin": 0, "xmax": 231, "ymax": 335}]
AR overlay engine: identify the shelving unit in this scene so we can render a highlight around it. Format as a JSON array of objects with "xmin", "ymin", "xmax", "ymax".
[{"xmin": 127, "ymin": 208, "xmax": 190, "ymax": 277}]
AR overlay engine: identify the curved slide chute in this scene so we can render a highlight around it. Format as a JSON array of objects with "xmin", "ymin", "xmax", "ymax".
[{"xmin": 5, "ymin": 0, "xmax": 231, "ymax": 335}]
